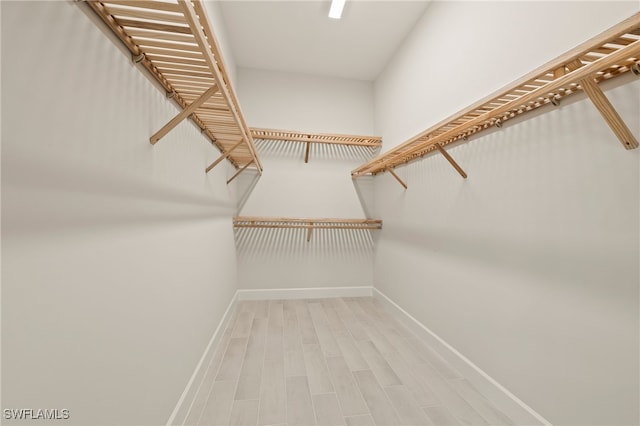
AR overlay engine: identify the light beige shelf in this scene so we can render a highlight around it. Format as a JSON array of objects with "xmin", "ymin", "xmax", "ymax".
[
  {"xmin": 233, "ymin": 217, "xmax": 382, "ymax": 242},
  {"xmin": 250, "ymin": 128, "xmax": 382, "ymax": 163},
  {"xmin": 251, "ymin": 128, "xmax": 382, "ymax": 147},
  {"xmin": 352, "ymin": 13, "xmax": 640, "ymax": 181},
  {"xmin": 83, "ymin": 0, "xmax": 261, "ymax": 179}
]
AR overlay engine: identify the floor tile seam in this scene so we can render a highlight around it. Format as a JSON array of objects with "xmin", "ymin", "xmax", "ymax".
[
  {"xmin": 195, "ymin": 307, "xmax": 241, "ymax": 425},
  {"xmin": 255, "ymin": 304, "xmax": 281, "ymax": 426},
  {"xmin": 352, "ymin": 301, "xmax": 422, "ymax": 425},
  {"xmin": 305, "ymin": 300, "xmax": 352, "ymax": 425},
  {"xmin": 324, "ymin": 300, "xmax": 375, "ymax": 420},
  {"xmin": 224, "ymin": 319, "xmax": 253, "ymax": 425},
  {"xmin": 414, "ymin": 359, "xmax": 491, "ymax": 425}
]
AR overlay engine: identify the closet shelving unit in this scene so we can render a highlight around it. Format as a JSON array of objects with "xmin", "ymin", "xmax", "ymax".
[
  {"xmin": 233, "ymin": 217, "xmax": 383, "ymax": 242},
  {"xmin": 239, "ymin": 130, "xmax": 384, "ymax": 239},
  {"xmin": 250, "ymin": 128, "xmax": 382, "ymax": 163},
  {"xmin": 81, "ymin": 1, "xmax": 384, "ymax": 230},
  {"xmin": 82, "ymin": 0, "xmax": 262, "ymax": 182},
  {"xmin": 352, "ymin": 13, "xmax": 640, "ymax": 187}
]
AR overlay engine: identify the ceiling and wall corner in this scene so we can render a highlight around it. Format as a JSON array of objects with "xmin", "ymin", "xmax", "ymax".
[
  {"xmin": 206, "ymin": 1, "xmax": 640, "ymax": 425},
  {"xmin": 202, "ymin": 0, "xmax": 239, "ymax": 85},
  {"xmin": 1, "ymin": 1, "xmax": 638, "ymax": 425},
  {"xmin": 2, "ymin": 2, "xmax": 241, "ymax": 424},
  {"xmin": 218, "ymin": 4, "xmax": 389, "ymax": 290},
  {"xmin": 373, "ymin": 0, "xmax": 640, "ymax": 153},
  {"xmin": 216, "ymin": 0, "xmax": 431, "ymax": 81},
  {"xmin": 236, "ymin": 67, "xmax": 375, "ymax": 135},
  {"xmin": 368, "ymin": 1, "xmax": 639, "ymax": 425}
]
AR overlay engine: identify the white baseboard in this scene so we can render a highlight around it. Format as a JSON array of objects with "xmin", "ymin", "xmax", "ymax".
[
  {"xmin": 166, "ymin": 291, "xmax": 239, "ymax": 426},
  {"xmin": 373, "ymin": 288, "xmax": 551, "ymax": 426},
  {"xmin": 237, "ymin": 286, "xmax": 373, "ymax": 300},
  {"xmin": 169, "ymin": 286, "xmax": 544, "ymax": 425}
]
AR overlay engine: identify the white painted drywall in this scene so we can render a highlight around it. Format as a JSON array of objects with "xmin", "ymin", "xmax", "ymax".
[
  {"xmin": 375, "ymin": 1, "xmax": 640, "ymax": 152},
  {"xmin": 237, "ymin": 67, "xmax": 375, "ymax": 134},
  {"xmin": 1, "ymin": 2, "xmax": 238, "ymax": 424},
  {"xmin": 372, "ymin": 2, "xmax": 639, "ymax": 425},
  {"xmin": 234, "ymin": 68, "xmax": 377, "ymax": 289},
  {"xmin": 234, "ymin": 142, "xmax": 377, "ymax": 290},
  {"xmin": 236, "ymin": 67, "xmax": 376, "ymax": 219},
  {"xmin": 235, "ymin": 222, "xmax": 376, "ymax": 290},
  {"xmin": 203, "ymin": 0, "xmax": 238, "ymax": 86},
  {"xmin": 239, "ymin": 145, "xmax": 372, "ymax": 218}
]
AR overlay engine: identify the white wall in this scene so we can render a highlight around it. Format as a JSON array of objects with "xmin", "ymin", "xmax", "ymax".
[
  {"xmin": 2, "ymin": 2, "xmax": 238, "ymax": 424},
  {"xmin": 234, "ymin": 68, "xmax": 377, "ymax": 289},
  {"xmin": 372, "ymin": 2, "xmax": 639, "ymax": 425},
  {"xmin": 374, "ymin": 1, "xmax": 639, "ymax": 152},
  {"xmin": 203, "ymin": 1, "xmax": 238, "ymax": 86},
  {"xmin": 234, "ymin": 142, "xmax": 377, "ymax": 290},
  {"xmin": 237, "ymin": 67, "xmax": 375, "ymax": 134}
]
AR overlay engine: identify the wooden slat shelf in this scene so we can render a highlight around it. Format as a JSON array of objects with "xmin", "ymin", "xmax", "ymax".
[
  {"xmin": 251, "ymin": 128, "xmax": 382, "ymax": 164},
  {"xmin": 352, "ymin": 13, "xmax": 640, "ymax": 179},
  {"xmin": 234, "ymin": 217, "xmax": 382, "ymax": 242},
  {"xmin": 82, "ymin": 0, "xmax": 262, "ymax": 177},
  {"xmin": 234, "ymin": 217, "xmax": 382, "ymax": 229},
  {"xmin": 251, "ymin": 128, "xmax": 382, "ymax": 148}
]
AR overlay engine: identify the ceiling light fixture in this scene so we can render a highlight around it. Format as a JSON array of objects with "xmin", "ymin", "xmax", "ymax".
[{"xmin": 328, "ymin": 0, "xmax": 345, "ymax": 19}]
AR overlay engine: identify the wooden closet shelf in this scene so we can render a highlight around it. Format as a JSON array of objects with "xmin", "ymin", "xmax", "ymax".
[
  {"xmin": 233, "ymin": 217, "xmax": 382, "ymax": 230},
  {"xmin": 352, "ymin": 12, "xmax": 640, "ymax": 179},
  {"xmin": 251, "ymin": 128, "xmax": 382, "ymax": 148},
  {"xmin": 83, "ymin": 0, "xmax": 262, "ymax": 178},
  {"xmin": 251, "ymin": 128, "xmax": 382, "ymax": 164},
  {"xmin": 233, "ymin": 217, "xmax": 382, "ymax": 242}
]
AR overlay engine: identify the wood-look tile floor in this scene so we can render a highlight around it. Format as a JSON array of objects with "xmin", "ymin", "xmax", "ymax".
[{"xmin": 185, "ymin": 297, "xmax": 513, "ymax": 426}]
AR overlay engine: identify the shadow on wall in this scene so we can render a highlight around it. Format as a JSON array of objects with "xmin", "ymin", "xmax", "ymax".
[
  {"xmin": 255, "ymin": 139, "xmax": 380, "ymax": 163},
  {"xmin": 374, "ymin": 77, "xmax": 639, "ymax": 302},
  {"xmin": 2, "ymin": 148, "xmax": 236, "ymax": 238},
  {"xmin": 352, "ymin": 175, "xmax": 376, "ymax": 218},
  {"xmin": 235, "ymin": 226, "xmax": 375, "ymax": 264},
  {"xmin": 234, "ymin": 169, "xmax": 261, "ymax": 213}
]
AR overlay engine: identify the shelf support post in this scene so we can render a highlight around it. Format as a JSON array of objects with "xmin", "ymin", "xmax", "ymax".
[
  {"xmin": 206, "ymin": 139, "xmax": 244, "ymax": 173},
  {"xmin": 387, "ymin": 168, "xmax": 408, "ymax": 189},
  {"xmin": 435, "ymin": 143, "xmax": 467, "ymax": 178},
  {"xmin": 227, "ymin": 160, "xmax": 254, "ymax": 185},
  {"xmin": 179, "ymin": 0, "xmax": 263, "ymax": 173},
  {"xmin": 567, "ymin": 60, "xmax": 638, "ymax": 150},
  {"xmin": 304, "ymin": 141, "xmax": 311, "ymax": 163},
  {"xmin": 150, "ymin": 84, "xmax": 219, "ymax": 145}
]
